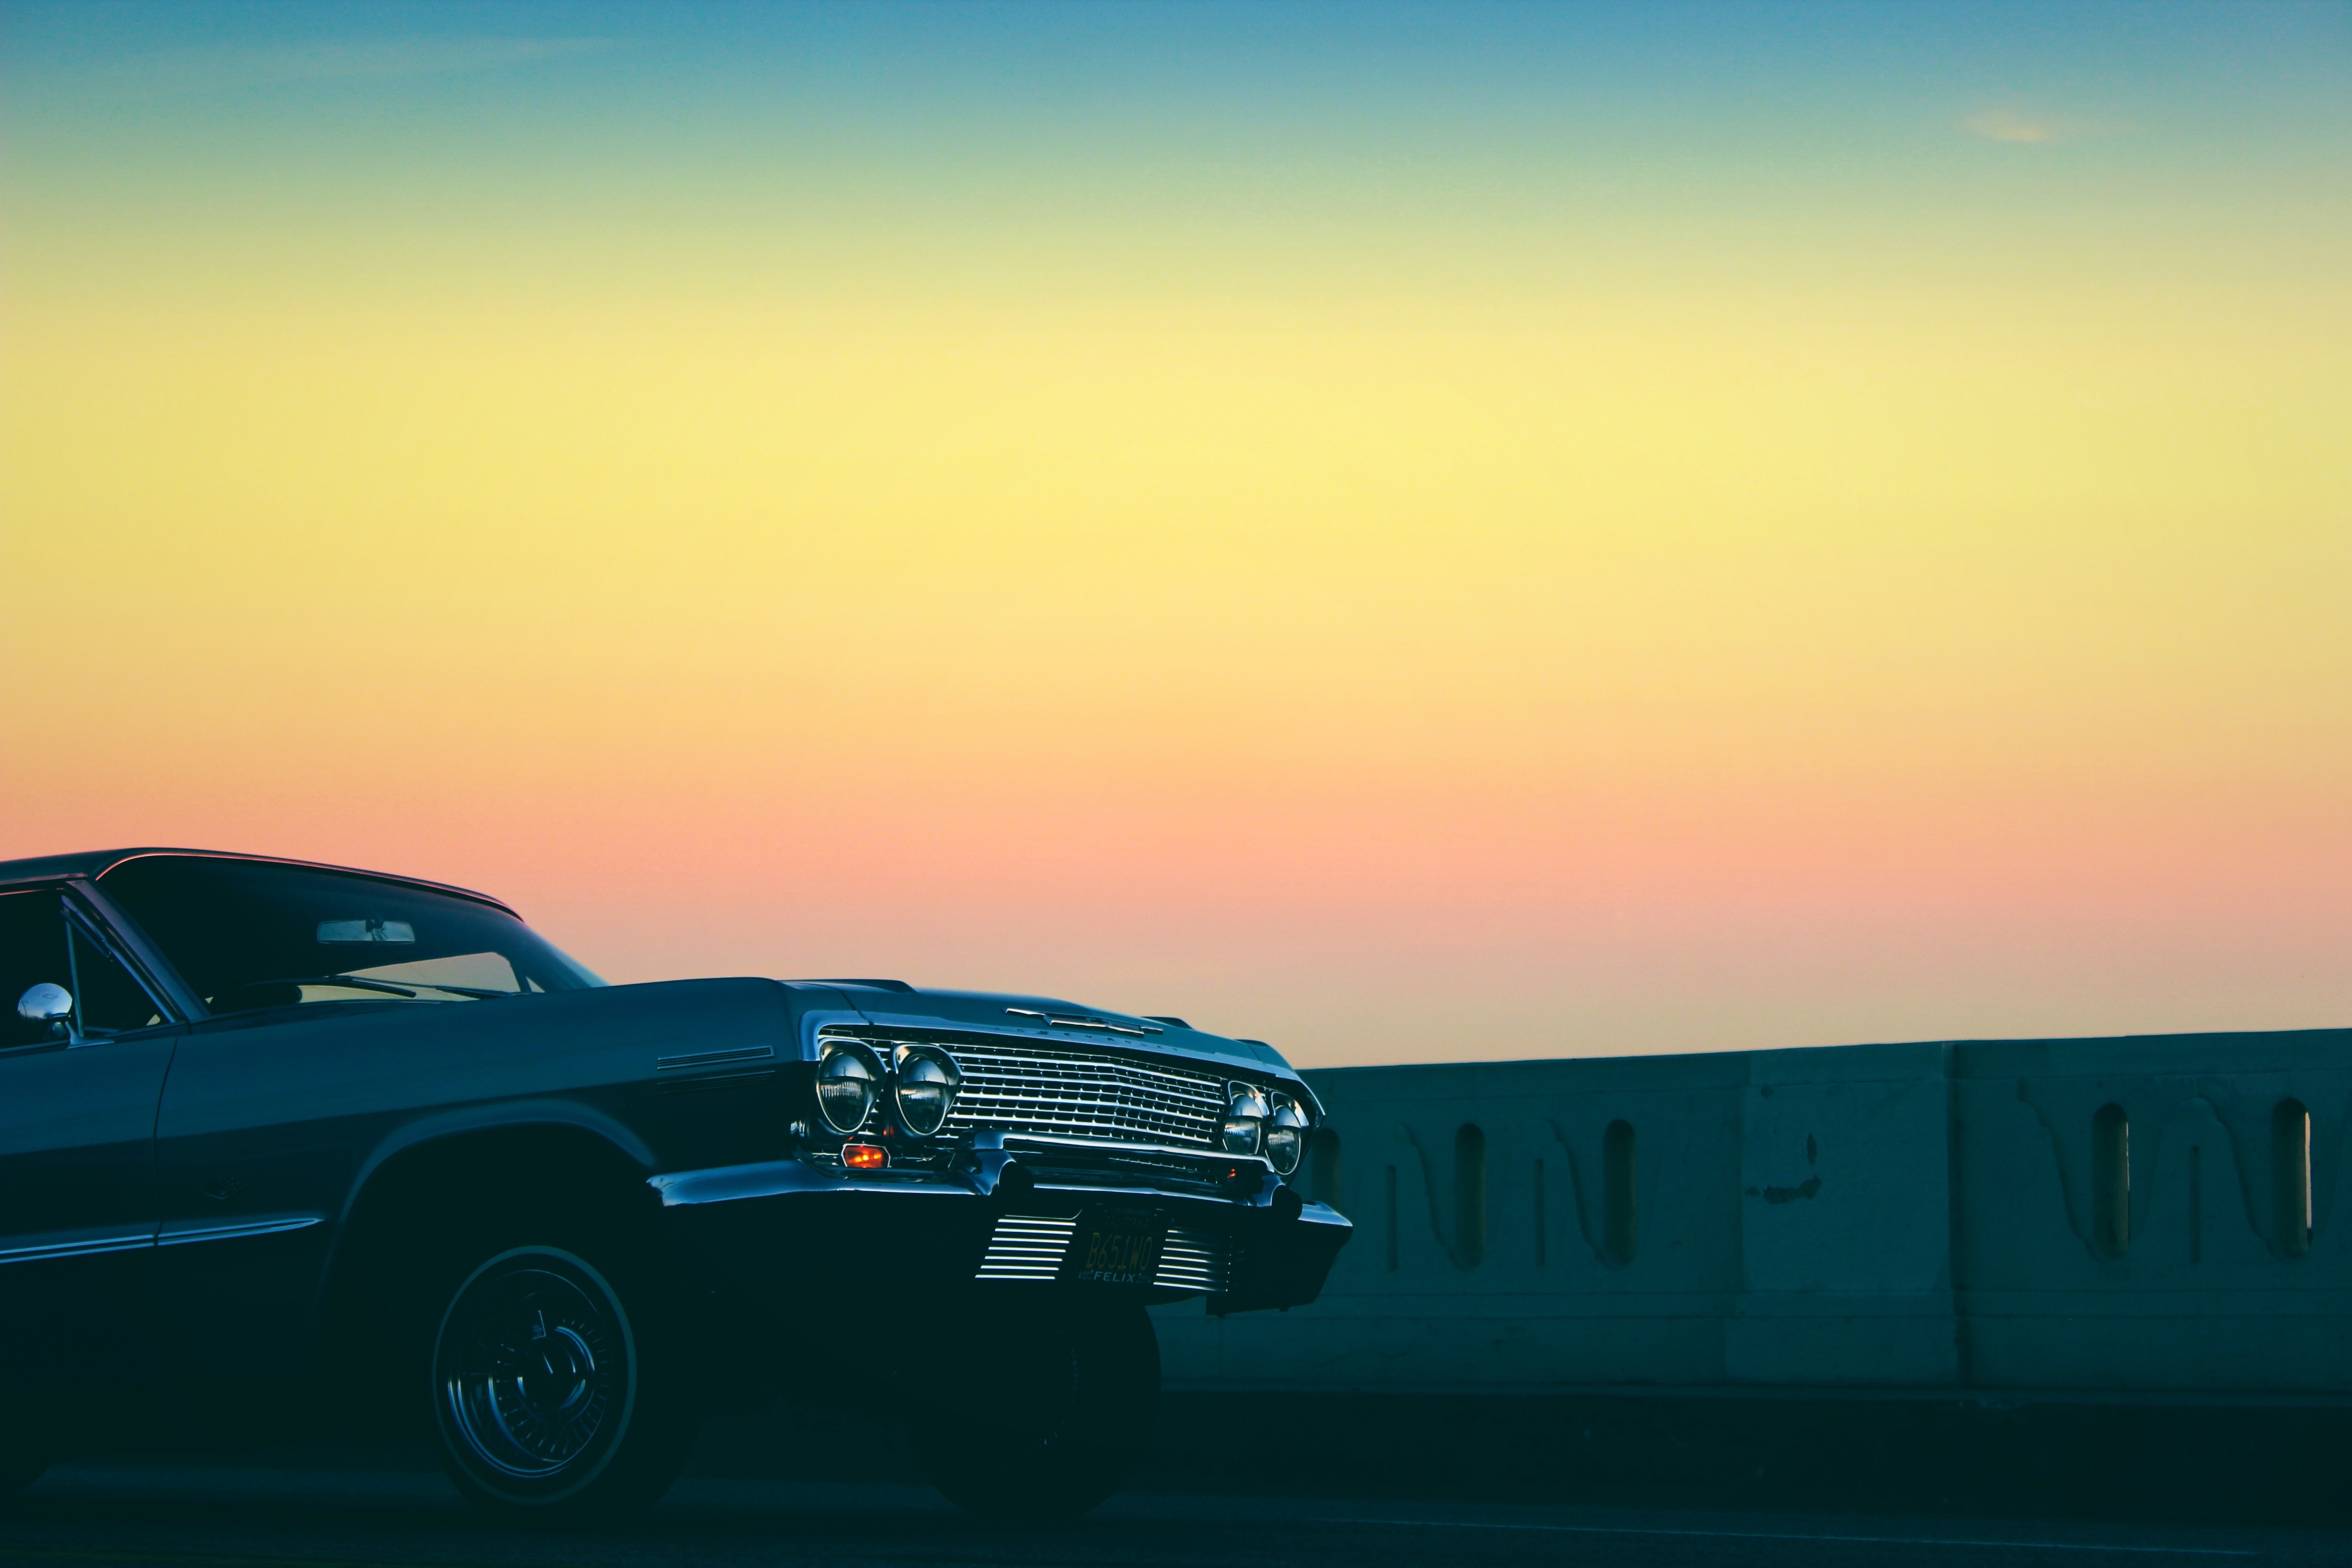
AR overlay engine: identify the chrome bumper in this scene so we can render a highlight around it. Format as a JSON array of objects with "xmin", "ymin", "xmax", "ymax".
[{"xmin": 648, "ymin": 1139, "xmax": 1352, "ymax": 1314}]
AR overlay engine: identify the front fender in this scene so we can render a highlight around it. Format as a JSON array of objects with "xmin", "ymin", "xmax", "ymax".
[{"xmin": 335, "ymin": 1098, "xmax": 659, "ymax": 1233}]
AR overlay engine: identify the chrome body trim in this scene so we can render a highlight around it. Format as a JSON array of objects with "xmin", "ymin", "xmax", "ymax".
[
  {"xmin": 657, "ymin": 1044, "xmax": 775, "ymax": 1071},
  {"xmin": 66, "ymin": 848, "xmax": 517, "ymax": 917},
  {"xmin": 648, "ymin": 1159, "xmax": 985, "ymax": 1207},
  {"xmin": 157, "ymin": 1215, "xmax": 323, "ymax": 1247},
  {"xmin": 647, "ymin": 1156, "xmax": 1343, "ymax": 1229},
  {"xmin": 0, "ymin": 1228, "xmax": 156, "ymax": 1266}
]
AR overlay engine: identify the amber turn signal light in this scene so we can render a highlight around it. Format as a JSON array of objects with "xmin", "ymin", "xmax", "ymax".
[{"xmin": 843, "ymin": 1142, "xmax": 888, "ymax": 1171}]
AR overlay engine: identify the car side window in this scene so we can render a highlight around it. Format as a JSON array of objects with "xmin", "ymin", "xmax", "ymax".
[
  {"xmin": 0, "ymin": 889, "xmax": 74, "ymax": 1049},
  {"xmin": 0, "ymin": 888, "xmax": 168, "ymax": 1047},
  {"xmin": 68, "ymin": 917, "xmax": 168, "ymax": 1034}
]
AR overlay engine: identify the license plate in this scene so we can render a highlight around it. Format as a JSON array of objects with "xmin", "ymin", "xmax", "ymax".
[{"xmin": 1063, "ymin": 1210, "xmax": 1165, "ymax": 1287}]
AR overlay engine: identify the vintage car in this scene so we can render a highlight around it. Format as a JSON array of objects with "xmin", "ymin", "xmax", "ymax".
[{"xmin": 0, "ymin": 848, "xmax": 1348, "ymax": 1520}]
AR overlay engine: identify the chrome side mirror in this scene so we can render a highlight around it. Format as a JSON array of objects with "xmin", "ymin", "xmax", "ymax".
[
  {"xmin": 17, "ymin": 983, "xmax": 80, "ymax": 1040},
  {"xmin": 17, "ymin": 987, "xmax": 82, "ymax": 1048},
  {"xmin": 17, "ymin": 983, "xmax": 73, "ymax": 1024}
]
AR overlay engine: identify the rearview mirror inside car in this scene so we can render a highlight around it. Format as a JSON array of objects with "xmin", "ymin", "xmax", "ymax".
[{"xmin": 317, "ymin": 919, "xmax": 416, "ymax": 944}]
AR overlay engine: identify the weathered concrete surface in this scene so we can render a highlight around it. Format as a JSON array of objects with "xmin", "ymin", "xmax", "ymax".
[{"xmin": 1159, "ymin": 1028, "xmax": 2352, "ymax": 1397}]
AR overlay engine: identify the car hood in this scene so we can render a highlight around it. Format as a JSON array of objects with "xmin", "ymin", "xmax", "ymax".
[{"xmin": 805, "ymin": 980, "xmax": 1302, "ymax": 1083}]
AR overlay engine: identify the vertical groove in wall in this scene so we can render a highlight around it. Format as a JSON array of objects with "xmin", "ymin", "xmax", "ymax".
[
  {"xmin": 1602, "ymin": 1119, "xmax": 1636, "ymax": 1266},
  {"xmin": 1454, "ymin": 1124, "xmax": 1487, "ymax": 1269},
  {"xmin": 1383, "ymin": 1163, "xmax": 1398, "ymax": 1272},
  {"xmin": 2093, "ymin": 1103, "xmax": 2131, "ymax": 1258},
  {"xmin": 1533, "ymin": 1157, "xmax": 1547, "ymax": 1267},
  {"xmin": 2189, "ymin": 1144, "xmax": 2203, "ymax": 1266}
]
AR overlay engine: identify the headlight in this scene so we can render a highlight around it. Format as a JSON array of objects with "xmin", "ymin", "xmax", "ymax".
[
  {"xmin": 1264, "ymin": 1093, "xmax": 1308, "ymax": 1176},
  {"xmin": 894, "ymin": 1046, "xmax": 961, "ymax": 1137},
  {"xmin": 1222, "ymin": 1084, "xmax": 1269, "ymax": 1155},
  {"xmin": 814, "ymin": 1041, "xmax": 882, "ymax": 1133}
]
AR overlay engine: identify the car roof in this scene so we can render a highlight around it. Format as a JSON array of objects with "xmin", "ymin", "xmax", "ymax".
[{"xmin": 0, "ymin": 848, "xmax": 518, "ymax": 916}]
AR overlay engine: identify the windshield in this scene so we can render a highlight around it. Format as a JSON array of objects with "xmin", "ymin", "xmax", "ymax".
[{"xmin": 98, "ymin": 855, "xmax": 603, "ymax": 1016}]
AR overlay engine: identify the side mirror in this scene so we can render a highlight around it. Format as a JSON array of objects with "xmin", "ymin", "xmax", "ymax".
[
  {"xmin": 17, "ymin": 983, "xmax": 73, "ymax": 1023},
  {"xmin": 17, "ymin": 983, "xmax": 76, "ymax": 1040}
]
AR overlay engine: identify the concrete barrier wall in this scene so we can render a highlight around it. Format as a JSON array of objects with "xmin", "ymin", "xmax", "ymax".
[{"xmin": 1157, "ymin": 1027, "xmax": 2352, "ymax": 1396}]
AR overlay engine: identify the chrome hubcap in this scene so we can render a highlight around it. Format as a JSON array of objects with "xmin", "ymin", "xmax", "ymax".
[{"xmin": 441, "ymin": 1260, "xmax": 623, "ymax": 1480}]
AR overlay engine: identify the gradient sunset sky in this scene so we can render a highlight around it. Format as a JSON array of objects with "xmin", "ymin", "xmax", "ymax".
[{"xmin": 4, "ymin": 2, "xmax": 2347, "ymax": 1066}]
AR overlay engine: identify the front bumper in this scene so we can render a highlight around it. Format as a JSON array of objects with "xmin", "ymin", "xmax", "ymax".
[{"xmin": 649, "ymin": 1136, "xmax": 1351, "ymax": 1315}]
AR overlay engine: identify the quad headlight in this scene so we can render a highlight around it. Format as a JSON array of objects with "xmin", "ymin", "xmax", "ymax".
[
  {"xmin": 814, "ymin": 1041, "xmax": 883, "ymax": 1134},
  {"xmin": 1222, "ymin": 1084, "xmax": 1270, "ymax": 1155},
  {"xmin": 893, "ymin": 1046, "xmax": 962, "ymax": 1137},
  {"xmin": 1264, "ymin": 1093, "xmax": 1308, "ymax": 1176}
]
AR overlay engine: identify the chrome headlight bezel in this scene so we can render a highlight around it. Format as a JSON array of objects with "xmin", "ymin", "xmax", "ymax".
[
  {"xmin": 892, "ymin": 1044, "xmax": 962, "ymax": 1138},
  {"xmin": 813, "ymin": 1039, "xmax": 885, "ymax": 1134}
]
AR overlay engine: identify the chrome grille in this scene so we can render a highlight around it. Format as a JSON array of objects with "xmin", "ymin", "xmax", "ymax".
[
  {"xmin": 943, "ymin": 1041, "xmax": 1225, "ymax": 1148},
  {"xmin": 975, "ymin": 1215, "xmax": 1232, "ymax": 1294}
]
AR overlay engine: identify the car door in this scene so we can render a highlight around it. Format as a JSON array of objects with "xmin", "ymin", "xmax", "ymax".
[
  {"xmin": 0, "ymin": 885, "xmax": 182, "ymax": 1392},
  {"xmin": 148, "ymin": 1000, "xmax": 432, "ymax": 1378}
]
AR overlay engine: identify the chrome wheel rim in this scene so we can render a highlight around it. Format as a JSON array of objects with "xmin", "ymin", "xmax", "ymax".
[{"xmin": 439, "ymin": 1255, "xmax": 627, "ymax": 1481}]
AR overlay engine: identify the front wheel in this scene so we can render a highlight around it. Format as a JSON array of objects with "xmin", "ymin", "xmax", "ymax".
[
  {"xmin": 910, "ymin": 1297, "xmax": 1159, "ymax": 1520},
  {"xmin": 429, "ymin": 1244, "xmax": 692, "ymax": 1524}
]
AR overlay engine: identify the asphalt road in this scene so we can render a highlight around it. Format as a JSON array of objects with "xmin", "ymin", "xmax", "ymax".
[{"xmin": 4, "ymin": 1460, "xmax": 2347, "ymax": 1568}]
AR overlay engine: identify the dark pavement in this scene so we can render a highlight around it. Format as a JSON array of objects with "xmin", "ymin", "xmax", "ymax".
[{"xmin": 4, "ymin": 1457, "xmax": 2347, "ymax": 1568}]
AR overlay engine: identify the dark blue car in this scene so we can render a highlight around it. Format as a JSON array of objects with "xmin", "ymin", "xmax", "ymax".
[{"xmin": 0, "ymin": 849, "xmax": 1348, "ymax": 1520}]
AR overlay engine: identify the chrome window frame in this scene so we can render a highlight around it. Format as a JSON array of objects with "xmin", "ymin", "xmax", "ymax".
[{"xmin": 64, "ymin": 877, "xmax": 204, "ymax": 1022}]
